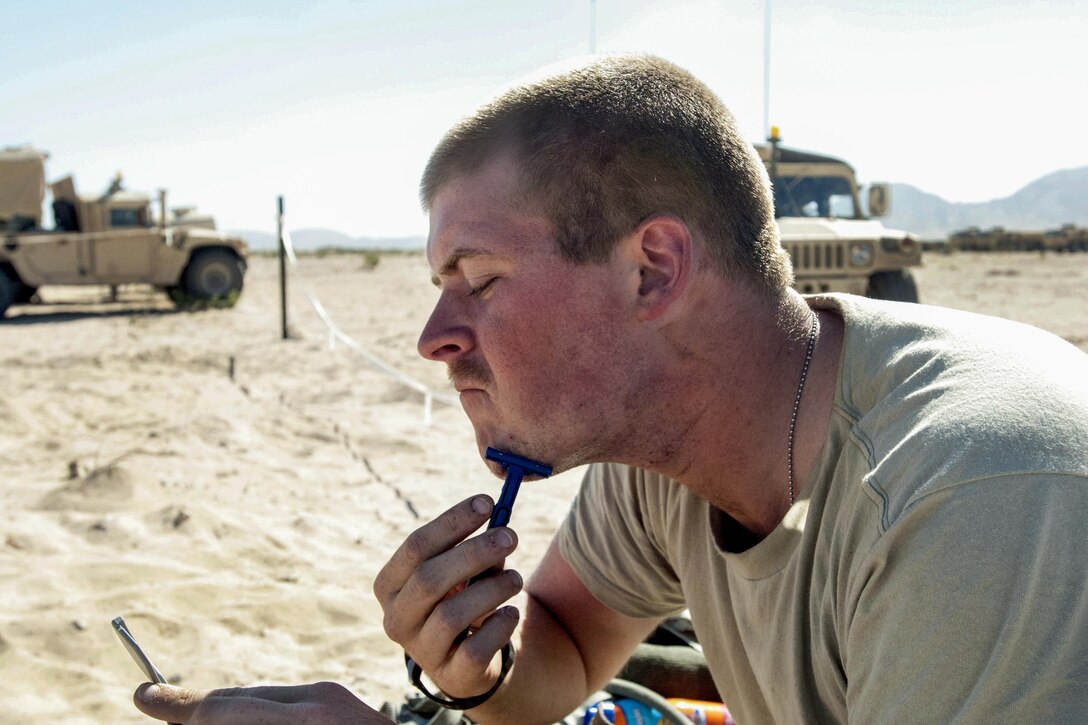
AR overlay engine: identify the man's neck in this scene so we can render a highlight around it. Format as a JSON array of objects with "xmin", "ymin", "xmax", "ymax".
[{"xmin": 614, "ymin": 287, "xmax": 843, "ymax": 540}]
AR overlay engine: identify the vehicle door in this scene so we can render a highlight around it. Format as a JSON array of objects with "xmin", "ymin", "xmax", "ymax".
[{"xmin": 90, "ymin": 206, "xmax": 158, "ymax": 283}]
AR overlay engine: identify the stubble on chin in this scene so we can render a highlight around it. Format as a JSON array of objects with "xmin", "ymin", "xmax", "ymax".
[{"xmin": 448, "ymin": 358, "xmax": 594, "ymax": 476}]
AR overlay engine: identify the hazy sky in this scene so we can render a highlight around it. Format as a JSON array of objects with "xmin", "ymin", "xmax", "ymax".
[{"xmin": 3, "ymin": 0, "xmax": 1084, "ymax": 236}]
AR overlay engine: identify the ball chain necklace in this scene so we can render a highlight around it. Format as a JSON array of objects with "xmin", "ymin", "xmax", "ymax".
[{"xmin": 787, "ymin": 311, "xmax": 820, "ymax": 506}]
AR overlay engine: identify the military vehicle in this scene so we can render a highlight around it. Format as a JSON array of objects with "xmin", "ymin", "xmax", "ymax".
[
  {"xmin": 1045, "ymin": 224, "xmax": 1088, "ymax": 252},
  {"xmin": 950, "ymin": 224, "xmax": 1088, "ymax": 253},
  {"xmin": 0, "ymin": 145, "xmax": 247, "ymax": 317},
  {"xmin": 757, "ymin": 130, "xmax": 921, "ymax": 302}
]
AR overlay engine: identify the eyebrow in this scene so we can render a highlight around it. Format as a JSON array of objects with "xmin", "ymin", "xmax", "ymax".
[{"xmin": 430, "ymin": 248, "xmax": 507, "ymax": 287}]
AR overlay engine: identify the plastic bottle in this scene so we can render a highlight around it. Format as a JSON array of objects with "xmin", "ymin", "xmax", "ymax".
[
  {"xmin": 582, "ymin": 697, "xmax": 735, "ymax": 725},
  {"xmin": 666, "ymin": 698, "xmax": 735, "ymax": 725},
  {"xmin": 582, "ymin": 697, "xmax": 663, "ymax": 724}
]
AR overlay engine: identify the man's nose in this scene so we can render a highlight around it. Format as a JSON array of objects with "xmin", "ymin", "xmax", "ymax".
[{"xmin": 417, "ymin": 296, "xmax": 475, "ymax": 362}]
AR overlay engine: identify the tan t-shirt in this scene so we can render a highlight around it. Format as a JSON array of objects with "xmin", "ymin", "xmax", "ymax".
[{"xmin": 559, "ymin": 295, "xmax": 1088, "ymax": 724}]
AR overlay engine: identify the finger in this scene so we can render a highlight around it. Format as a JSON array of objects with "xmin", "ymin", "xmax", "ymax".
[
  {"xmin": 134, "ymin": 683, "xmax": 208, "ymax": 723},
  {"xmin": 386, "ymin": 527, "xmax": 517, "ymax": 644},
  {"xmin": 373, "ymin": 495, "xmax": 493, "ymax": 604},
  {"xmin": 420, "ymin": 568, "xmax": 524, "ymax": 651},
  {"xmin": 445, "ymin": 605, "xmax": 521, "ymax": 697},
  {"xmin": 203, "ymin": 684, "xmax": 319, "ymax": 704},
  {"xmin": 135, "ymin": 682, "xmax": 373, "ymax": 724},
  {"xmin": 407, "ymin": 527, "xmax": 518, "ymax": 605}
]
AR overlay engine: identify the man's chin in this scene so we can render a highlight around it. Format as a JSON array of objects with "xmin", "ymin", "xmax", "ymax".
[
  {"xmin": 463, "ymin": 413, "xmax": 577, "ymax": 478},
  {"xmin": 470, "ymin": 430, "xmax": 528, "ymax": 478},
  {"xmin": 471, "ymin": 434, "xmax": 573, "ymax": 481}
]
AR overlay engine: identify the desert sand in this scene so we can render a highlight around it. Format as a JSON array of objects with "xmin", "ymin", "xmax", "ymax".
[{"xmin": 1, "ymin": 249, "xmax": 1085, "ymax": 724}]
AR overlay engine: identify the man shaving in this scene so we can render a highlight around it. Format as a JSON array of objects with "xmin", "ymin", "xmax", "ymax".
[{"xmin": 136, "ymin": 55, "xmax": 1088, "ymax": 724}]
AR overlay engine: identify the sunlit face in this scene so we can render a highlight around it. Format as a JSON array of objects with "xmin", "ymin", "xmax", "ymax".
[{"xmin": 418, "ymin": 157, "xmax": 640, "ymax": 475}]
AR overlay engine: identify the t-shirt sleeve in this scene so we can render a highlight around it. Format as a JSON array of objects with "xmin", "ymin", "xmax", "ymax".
[
  {"xmin": 557, "ymin": 462, "xmax": 687, "ymax": 619},
  {"xmin": 845, "ymin": 473, "xmax": 1088, "ymax": 723}
]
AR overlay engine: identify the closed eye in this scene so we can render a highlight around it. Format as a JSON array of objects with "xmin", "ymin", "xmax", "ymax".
[{"xmin": 468, "ymin": 277, "xmax": 498, "ymax": 297}]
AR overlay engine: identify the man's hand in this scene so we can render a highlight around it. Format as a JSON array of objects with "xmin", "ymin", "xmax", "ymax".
[
  {"xmin": 133, "ymin": 681, "xmax": 391, "ymax": 724},
  {"xmin": 373, "ymin": 494, "xmax": 524, "ymax": 701}
]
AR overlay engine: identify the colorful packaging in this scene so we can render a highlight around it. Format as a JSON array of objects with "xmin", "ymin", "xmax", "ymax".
[
  {"xmin": 582, "ymin": 698, "xmax": 663, "ymax": 724},
  {"xmin": 582, "ymin": 696, "xmax": 734, "ymax": 725},
  {"xmin": 666, "ymin": 698, "xmax": 735, "ymax": 725}
]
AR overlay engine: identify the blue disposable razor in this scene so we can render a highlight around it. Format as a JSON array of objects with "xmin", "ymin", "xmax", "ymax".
[
  {"xmin": 483, "ymin": 446, "xmax": 553, "ymax": 529},
  {"xmin": 465, "ymin": 448, "xmax": 552, "ymax": 588}
]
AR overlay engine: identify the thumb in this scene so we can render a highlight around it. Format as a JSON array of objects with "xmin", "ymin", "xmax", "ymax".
[{"xmin": 134, "ymin": 682, "xmax": 200, "ymax": 723}]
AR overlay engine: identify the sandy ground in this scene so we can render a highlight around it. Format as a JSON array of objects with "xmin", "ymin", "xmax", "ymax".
[{"xmin": 0, "ymin": 249, "xmax": 1085, "ymax": 724}]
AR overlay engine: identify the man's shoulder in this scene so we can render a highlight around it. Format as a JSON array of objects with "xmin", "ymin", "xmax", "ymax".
[
  {"xmin": 814, "ymin": 294, "xmax": 1088, "ymax": 529},
  {"xmin": 820, "ymin": 294, "xmax": 1088, "ymax": 451},
  {"xmin": 584, "ymin": 462, "xmax": 687, "ymax": 505},
  {"xmin": 581, "ymin": 462, "xmax": 700, "ymax": 536},
  {"xmin": 818, "ymin": 294, "xmax": 1088, "ymax": 390}
]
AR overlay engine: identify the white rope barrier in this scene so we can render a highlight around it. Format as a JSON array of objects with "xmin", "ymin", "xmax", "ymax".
[{"xmin": 279, "ymin": 223, "xmax": 457, "ymax": 426}]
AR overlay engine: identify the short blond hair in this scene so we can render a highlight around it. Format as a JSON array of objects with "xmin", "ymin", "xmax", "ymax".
[{"xmin": 422, "ymin": 55, "xmax": 791, "ymax": 291}]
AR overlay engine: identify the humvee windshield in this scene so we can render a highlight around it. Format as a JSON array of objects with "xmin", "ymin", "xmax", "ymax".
[{"xmin": 772, "ymin": 174, "xmax": 858, "ymax": 219}]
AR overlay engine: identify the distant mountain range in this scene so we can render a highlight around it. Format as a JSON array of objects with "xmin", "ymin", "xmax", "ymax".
[
  {"xmin": 882, "ymin": 166, "xmax": 1088, "ymax": 239},
  {"xmin": 231, "ymin": 165, "xmax": 1088, "ymax": 250},
  {"xmin": 232, "ymin": 228, "xmax": 426, "ymax": 252}
]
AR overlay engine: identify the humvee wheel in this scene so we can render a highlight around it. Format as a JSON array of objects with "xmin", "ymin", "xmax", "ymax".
[
  {"xmin": 180, "ymin": 249, "xmax": 244, "ymax": 301},
  {"xmin": 867, "ymin": 270, "xmax": 919, "ymax": 303},
  {"xmin": 0, "ymin": 268, "xmax": 19, "ymax": 317}
]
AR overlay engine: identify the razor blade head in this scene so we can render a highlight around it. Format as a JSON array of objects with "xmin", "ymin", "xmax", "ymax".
[{"xmin": 485, "ymin": 447, "xmax": 553, "ymax": 478}]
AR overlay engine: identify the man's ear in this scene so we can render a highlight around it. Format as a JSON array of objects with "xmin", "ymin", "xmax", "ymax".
[{"xmin": 630, "ymin": 213, "xmax": 693, "ymax": 321}]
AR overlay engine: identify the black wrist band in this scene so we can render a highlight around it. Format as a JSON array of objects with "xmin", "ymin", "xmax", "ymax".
[{"xmin": 404, "ymin": 642, "xmax": 514, "ymax": 711}]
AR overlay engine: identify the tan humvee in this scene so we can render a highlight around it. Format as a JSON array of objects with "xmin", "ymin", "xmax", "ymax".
[
  {"xmin": 0, "ymin": 145, "xmax": 247, "ymax": 317},
  {"xmin": 757, "ymin": 133, "xmax": 921, "ymax": 302}
]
